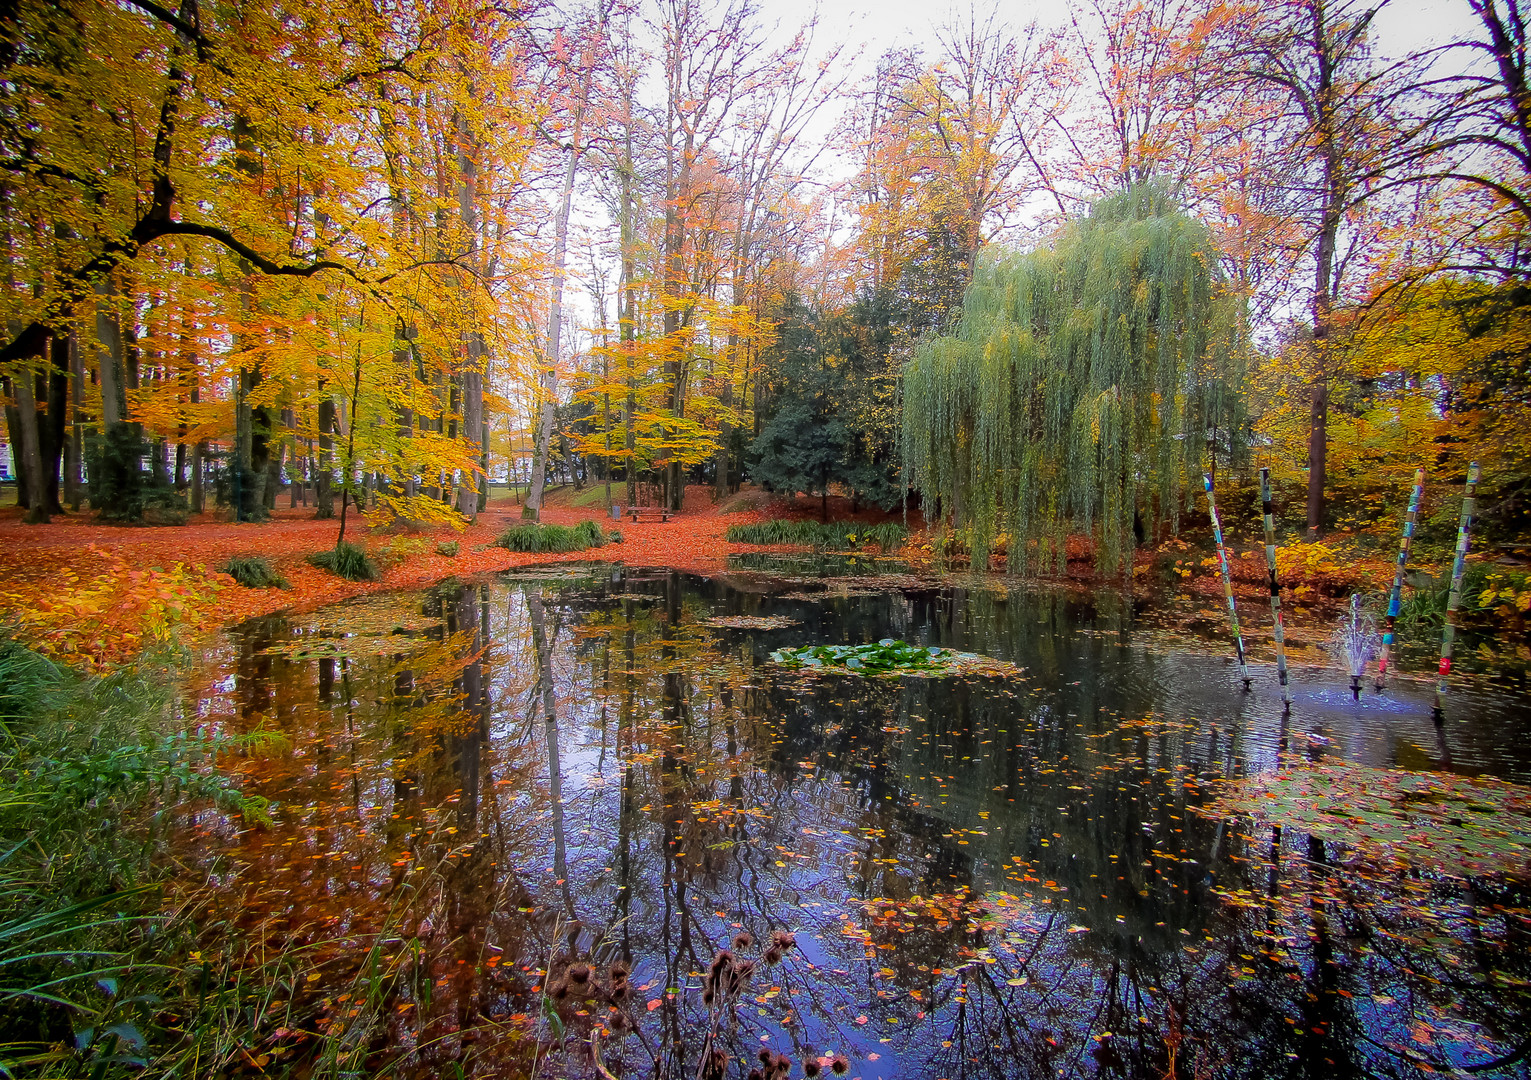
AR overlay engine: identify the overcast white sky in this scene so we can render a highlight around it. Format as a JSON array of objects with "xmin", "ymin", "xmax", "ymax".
[
  {"xmin": 562, "ymin": 0, "xmax": 1486, "ymax": 342},
  {"xmin": 757, "ymin": 0, "xmax": 1480, "ymax": 66}
]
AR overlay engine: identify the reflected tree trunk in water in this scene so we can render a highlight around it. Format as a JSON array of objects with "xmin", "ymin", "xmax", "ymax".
[
  {"xmin": 528, "ymin": 588, "xmax": 574, "ymax": 918},
  {"xmin": 615, "ymin": 594, "xmax": 638, "ymax": 959}
]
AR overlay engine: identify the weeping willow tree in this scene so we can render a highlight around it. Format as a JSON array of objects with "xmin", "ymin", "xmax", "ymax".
[{"xmin": 902, "ymin": 186, "xmax": 1247, "ymax": 576}]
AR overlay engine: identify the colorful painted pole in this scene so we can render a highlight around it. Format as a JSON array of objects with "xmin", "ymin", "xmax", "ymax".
[
  {"xmin": 1260, "ymin": 468, "xmax": 1292, "ymax": 709},
  {"xmin": 1434, "ymin": 462, "xmax": 1480, "ymax": 717},
  {"xmin": 1204, "ymin": 474, "xmax": 1251, "ymax": 689},
  {"xmin": 1376, "ymin": 467, "xmax": 1425, "ymax": 690}
]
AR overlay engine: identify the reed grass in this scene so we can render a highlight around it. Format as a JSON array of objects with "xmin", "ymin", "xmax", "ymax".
[
  {"xmin": 493, "ymin": 519, "xmax": 608, "ymax": 553},
  {"xmin": 723, "ymin": 519, "xmax": 908, "ymax": 552},
  {"xmin": 218, "ymin": 554, "xmax": 288, "ymax": 589},
  {"xmin": 305, "ymin": 540, "xmax": 379, "ymax": 581}
]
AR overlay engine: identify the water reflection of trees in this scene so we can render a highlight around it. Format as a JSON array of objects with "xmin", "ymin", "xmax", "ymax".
[{"xmin": 183, "ymin": 571, "xmax": 1529, "ymax": 1079}]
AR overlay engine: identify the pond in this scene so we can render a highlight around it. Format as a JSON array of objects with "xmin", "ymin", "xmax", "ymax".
[{"xmin": 185, "ymin": 566, "xmax": 1531, "ymax": 1080}]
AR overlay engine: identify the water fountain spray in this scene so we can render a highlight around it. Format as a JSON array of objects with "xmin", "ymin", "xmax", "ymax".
[{"xmin": 1330, "ymin": 594, "xmax": 1380, "ymax": 700}]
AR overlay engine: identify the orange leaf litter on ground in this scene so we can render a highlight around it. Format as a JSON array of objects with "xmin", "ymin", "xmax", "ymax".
[{"xmin": 0, "ymin": 486, "xmax": 893, "ymax": 662}]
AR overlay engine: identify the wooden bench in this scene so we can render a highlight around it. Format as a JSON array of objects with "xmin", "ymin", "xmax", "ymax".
[{"xmin": 626, "ymin": 506, "xmax": 671, "ymax": 524}]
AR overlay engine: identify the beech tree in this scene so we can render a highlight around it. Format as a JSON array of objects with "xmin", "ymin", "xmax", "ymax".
[{"xmin": 0, "ymin": 0, "xmax": 541, "ymax": 526}]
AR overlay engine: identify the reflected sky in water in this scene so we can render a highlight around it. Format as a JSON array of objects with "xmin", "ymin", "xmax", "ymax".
[{"xmin": 184, "ymin": 566, "xmax": 1531, "ymax": 1080}]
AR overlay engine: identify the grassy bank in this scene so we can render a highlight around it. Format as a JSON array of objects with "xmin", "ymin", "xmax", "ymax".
[{"xmin": 0, "ymin": 634, "xmax": 296, "ymax": 1076}]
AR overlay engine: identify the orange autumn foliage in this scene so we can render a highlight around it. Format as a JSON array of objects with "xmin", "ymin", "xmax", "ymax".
[{"xmin": 0, "ymin": 545, "xmax": 225, "ymax": 671}]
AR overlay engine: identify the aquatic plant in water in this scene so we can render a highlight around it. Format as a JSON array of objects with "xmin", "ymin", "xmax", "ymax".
[{"xmin": 769, "ymin": 639, "xmax": 1021, "ymax": 678}]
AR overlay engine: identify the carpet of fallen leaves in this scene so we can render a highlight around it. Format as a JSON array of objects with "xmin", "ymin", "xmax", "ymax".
[
  {"xmin": 0, "ymin": 486, "xmax": 902, "ymax": 666},
  {"xmin": 0, "ymin": 481, "xmax": 1427, "ymax": 672}
]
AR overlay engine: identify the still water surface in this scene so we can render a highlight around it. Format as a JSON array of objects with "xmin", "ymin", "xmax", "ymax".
[{"xmin": 189, "ymin": 566, "xmax": 1531, "ymax": 1079}]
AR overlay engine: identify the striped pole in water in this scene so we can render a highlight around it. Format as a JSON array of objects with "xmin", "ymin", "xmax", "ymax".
[
  {"xmin": 1204, "ymin": 474, "xmax": 1251, "ymax": 689},
  {"xmin": 1260, "ymin": 468, "xmax": 1292, "ymax": 708},
  {"xmin": 1434, "ymin": 462, "xmax": 1480, "ymax": 717},
  {"xmin": 1376, "ymin": 467, "xmax": 1425, "ymax": 690}
]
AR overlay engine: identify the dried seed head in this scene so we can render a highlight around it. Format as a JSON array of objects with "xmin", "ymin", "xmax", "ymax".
[
  {"xmin": 609, "ymin": 960, "xmax": 631, "ymax": 984},
  {"xmin": 771, "ymin": 930, "xmax": 796, "ymax": 950},
  {"xmin": 607, "ymin": 1007, "xmax": 629, "ymax": 1032},
  {"xmin": 709, "ymin": 1047, "xmax": 728, "ymax": 1072},
  {"xmin": 830, "ymin": 1055, "xmax": 850, "ymax": 1075},
  {"xmin": 733, "ymin": 957, "xmax": 756, "ymax": 981},
  {"xmin": 759, "ymin": 1049, "xmax": 774, "ymax": 1065},
  {"xmin": 734, "ymin": 931, "xmax": 754, "ymax": 951},
  {"xmin": 747, "ymin": 1071, "xmax": 764, "ymax": 1080},
  {"xmin": 550, "ymin": 979, "xmax": 569, "ymax": 1000},
  {"xmin": 764, "ymin": 946, "xmax": 783, "ymax": 965},
  {"xmin": 710, "ymin": 949, "xmax": 734, "ymax": 976},
  {"xmin": 702, "ymin": 988, "xmax": 715, "ymax": 1006},
  {"xmin": 610, "ymin": 983, "xmax": 632, "ymax": 1003},
  {"xmin": 804, "ymin": 1058, "xmax": 822, "ymax": 1077},
  {"xmin": 567, "ymin": 963, "xmax": 591, "ymax": 985}
]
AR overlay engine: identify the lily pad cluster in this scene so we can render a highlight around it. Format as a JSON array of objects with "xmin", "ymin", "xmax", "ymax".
[
  {"xmin": 769, "ymin": 639, "xmax": 1022, "ymax": 679},
  {"xmin": 1205, "ymin": 764, "xmax": 1531, "ymax": 880}
]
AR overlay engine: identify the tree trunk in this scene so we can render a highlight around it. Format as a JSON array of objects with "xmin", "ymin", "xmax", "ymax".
[
  {"xmin": 454, "ymin": 107, "xmax": 485, "ymax": 522},
  {"xmin": 616, "ymin": 53, "xmax": 640, "ymax": 512},
  {"xmin": 153, "ymin": 436, "xmax": 169, "ymax": 488},
  {"xmin": 527, "ymin": 21, "xmax": 599, "ymax": 520},
  {"xmin": 95, "ymin": 275, "xmax": 127, "ymax": 430},
  {"xmin": 66, "ymin": 326, "xmax": 83, "ymax": 510},
  {"xmin": 43, "ymin": 336, "xmax": 66, "ymax": 512},
  {"xmin": 189, "ymin": 368, "xmax": 204, "ymax": 514},
  {"xmin": 262, "ymin": 419, "xmax": 280, "ymax": 514},
  {"xmin": 11, "ymin": 371, "xmax": 47, "ymax": 523},
  {"xmin": 1307, "ymin": 375, "xmax": 1328, "ymax": 536},
  {"xmin": 525, "ymin": 156, "xmax": 580, "ymax": 519},
  {"xmin": 190, "ymin": 440, "xmax": 203, "ymax": 514},
  {"xmin": 232, "ymin": 115, "xmax": 267, "ymax": 522},
  {"xmin": 3, "ymin": 398, "xmax": 24, "ymax": 508},
  {"xmin": 316, "ymin": 394, "xmax": 335, "ymax": 518},
  {"xmin": 715, "ymin": 343, "xmax": 733, "ymax": 501}
]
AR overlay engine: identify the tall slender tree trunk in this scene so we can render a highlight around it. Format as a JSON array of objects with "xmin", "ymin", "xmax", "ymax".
[
  {"xmin": 10, "ymin": 370, "xmax": 47, "ymax": 523},
  {"xmin": 661, "ymin": 127, "xmax": 689, "ymax": 512},
  {"xmin": 454, "ymin": 106, "xmax": 485, "ymax": 522},
  {"xmin": 42, "ymin": 335, "xmax": 65, "ymax": 512},
  {"xmin": 620, "ymin": 105, "xmax": 638, "ymax": 511},
  {"xmin": 189, "ymin": 376, "xmax": 204, "ymax": 514},
  {"xmin": 525, "ymin": 129, "xmax": 586, "ymax": 520},
  {"xmin": 231, "ymin": 115, "xmax": 268, "ymax": 522},
  {"xmin": 66, "ymin": 327, "xmax": 82, "ymax": 510},
  {"xmin": 96, "ymin": 275, "xmax": 127, "ymax": 431},
  {"xmin": 527, "ymin": 11, "xmax": 604, "ymax": 519},
  {"xmin": 316, "ymin": 394, "xmax": 335, "ymax": 518}
]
